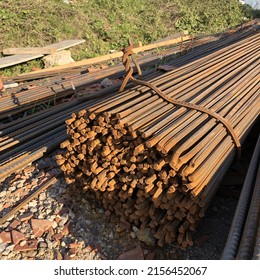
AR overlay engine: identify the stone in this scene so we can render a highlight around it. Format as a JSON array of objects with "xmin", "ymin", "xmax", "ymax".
[
  {"xmin": 29, "ymin": 201, "xmax": 37, "ymax": 207},
  {"xmin": 13, "ymin": 179, "xmax": 26, "ymax": 188},
  {"xmin": 3, "ymin": 244, "xmax": 15, "ymax": 254},
  {"xmin": 12, "ymin": 187, "xmax": 26, "ymax": 196},
  {"xmin": 31, "ymin": 219, "xmax": 53, "ymax": 237},
  {"xmin": 53, "ymin": 232, "xmax": 64, "ymax": 240},
  {"xmin": 56, "ymin": 250, "xmax": 63, "ymax": 260},
  {"xmin": 45, "ymin": 208, "xmax": 52, "ymax": 215},
  {"xmin": 38, "ymin": 214, "xmax": 45, "ymax": 219},
  {"xmin": 23, "ymin": 165, "xmax": 35, "ymax": 175},
  {"xmin": 136, "ymin": 228, "xmax": 156, "ymax": 246},
  {"xmin": 55, "ymin": 216, "xmax": 62, "ymax": 223},
  {"xmin": 118, "ymin": 246, "xmax": 144, "ymax": 260},
  {"xmin": 19, "ymin": 240, "xmax": 27, "ymax": 246},
  {"xmin": 37, "ymin": 248, "xmax": 45, "ymax": 257},
  {"xmin": 62, "ymin": 221, "xmax": 70, "ymax": 236},
  {"xmin": 47, "ymin": 240, "xmax": 53, "ymax": 250},
  {"xmin": 47, "ymin": 227, "xmax": 55, "ymax": 239},
  {"xmin": 14, "ymin": 239, "xmax": 37, "ymax": 252},
  {"xmin": 69, "ymin": 210, "xmax": 75, "ymax": 219},
  {"xmin": 39, "ymin": 242, "xmax": 47, "ymax": 248},
  {"xmin": 11, "ymin": 230, "xmax": 26, "ymax": 245},
  {"xmin": 44, "ymin": 50, "xmax": 75, "ymax": 68},
  {"xmin": 30, "ymin": 207, "xmax": 38, "ymax": 213},
  {"xmin": 3, "ymin": 202, "xmax": 12, "ymax": 209},
  {"xmin": 69, "ymin": 242, "xmax": 83, "ymax": 249},
  {"xmin": 0, "ymin": 231, "xmax": 12, "ymax": 244},
  {"xmin": 130, "ymin": 232, "xmax": 136, "ymax": 239},
  {"xmin": 64, "ymin": 253, "xmax": 72, "ymax": 260},
  {"xmin": 59, "ymin": 213, "xmax": 69, "ymax": 227},
  {"xmin": 0, "ymin": 191, "xmax": 7, "ymax": 198},
  {"xmin": 52, "ymin": 221, "xmax": 58, "ymax": 229},
  {"xmin": 18, "ymin": 212, "xmax": 33, "ymax": 222},
  {"xmin": 0, "ymin": 243, "xmax": 6, "ymax": 253},
  {"xmin": 8, "ymin": 219, "xmax": 21, "ymax": 230},
  {"xmin": 132, "ymin": 226, "xmax": 139, "ymax": 232}
]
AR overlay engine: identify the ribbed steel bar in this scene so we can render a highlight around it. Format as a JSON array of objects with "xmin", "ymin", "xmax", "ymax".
[
  {"xmin": 236, "ymin": 154, "xmax": 260, "ymax": 259},
  {"xmin": 221, "ymin": 133, "xmax": 260, "ymax": 259},
  {"xmin": 57, "ymin": 24, "xmax": 260, "ymax": 249}
]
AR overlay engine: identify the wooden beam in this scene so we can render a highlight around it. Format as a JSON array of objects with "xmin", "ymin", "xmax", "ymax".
[
  {"xmin": 15, "ymin": 35, "xmax": 191, "ymax": 80},
  {"xmin": 3, "ymin": 47, "xmax": 58, "ymax": 55},
  {"xmin": 0, "ymin": 39, "xmax": 85, "ymax": 69}
]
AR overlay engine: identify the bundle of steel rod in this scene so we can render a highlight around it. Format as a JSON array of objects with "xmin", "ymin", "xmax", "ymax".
[
  {"xmin": 0, "ymin": 23, "xmax": 258, "ymax": 186},
  {"xmin": 57, "ymin": 26, "xmax": 260, "ymax": 249},
  {"xmin": 222, "ymin": 133, "xmax": 260, "ymax": 260},
  {"xmin": 0, "ymin": 65, "xmax": 164, "ymax": 183}
]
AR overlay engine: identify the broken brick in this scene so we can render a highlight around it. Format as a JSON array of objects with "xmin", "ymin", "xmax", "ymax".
[
  {"xmin": 69, "ymin": 242, "xmax": 83, "ymax": 249},
  {"xmin": 62, "ymin": 221, "xmax": 71, "ymax": 236},
  {"xmin": 8, "ymin": 219, "xmax": 21, "ymax": 230},
  {"xmin": 3, "ymin": 202, "xmax": 12, "ymax": 209},
  {"xmin": 0, "ymin": 231, "xmax": 12, "ymax": 244},
  {"xmin": 11, "ymin": 230, "xmax": 26, "ymax": 245},
  {"xmin": 14, "ymin": 239, "xmax": 37, "ymax": 252},
  {"xmin": 53, "ymin": 232, "xmax": 64, "ymax": 240},
  {"xmin": 31, "ymin": 219, "xmax": 53, "ymax": 238}
]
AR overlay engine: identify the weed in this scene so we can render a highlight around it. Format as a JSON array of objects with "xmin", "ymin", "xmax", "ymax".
[{"xmin": 0, "ymin": 0, "xmax": 257, "ymax": 76}]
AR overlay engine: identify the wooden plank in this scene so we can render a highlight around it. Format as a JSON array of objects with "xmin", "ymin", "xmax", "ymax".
[
  {"xmin": 3, "ymin": 47, "xmax": 58, "ymax": 55},
  {"xmin": 0, "ymin": 39, "xmax": 85, "ymax": 69},
  {"xmin": 15, "ymin": 35, "xmax": 191, "ymax": 79}
]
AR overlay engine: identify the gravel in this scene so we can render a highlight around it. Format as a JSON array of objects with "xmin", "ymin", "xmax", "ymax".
[{"xmin": 0, "ymin": 124, "xmax": 258, "ymax": 260}]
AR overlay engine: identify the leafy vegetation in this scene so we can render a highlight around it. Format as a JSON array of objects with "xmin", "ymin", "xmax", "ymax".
[{"xmin": 0, "ymin": 0, "xmax": 257, "ymax": 76}]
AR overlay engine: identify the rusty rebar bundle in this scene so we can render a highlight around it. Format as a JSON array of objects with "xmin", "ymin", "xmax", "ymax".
[
  {"xmin": 57, "ymin": 25, "xmax": 260, "ymax": 249},
  {"xmin": 1, "ymin": 26, "xmax": 253, "ymax": 183}
]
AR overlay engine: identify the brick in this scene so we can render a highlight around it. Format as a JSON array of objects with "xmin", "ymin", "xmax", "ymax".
[
  {"xmin": 8, "ymin": 219, "xmax": 21, "ymax": 230},
  {"xmin": 53, "ymin": 232, "xmax": 64, "ymax": 240},
  {"xmin": 69, "ymin": 242, "xmax": 83, "ymax": 249},
  {"xmin": 31, "ymin": 219, "xmax": 53, "ymax": 238},
  {"xmin": 62, "ymin": 221, "xmax": 71, "ymax": 236},
  {"xmin": 11, "ymin": 230, "xmax": 26, "ymax": 245},
  {"xmin": 0, "ymin": 231, "xmax": 12, "ymax": 244},
  {"xmin": 14, "ymin": 239, "xmax": 37, "ymax": 252}
]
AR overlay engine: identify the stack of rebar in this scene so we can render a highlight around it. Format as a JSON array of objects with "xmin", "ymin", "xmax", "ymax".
[
  {"xmin": 57, "ymin": 26, "xmax": 260, "ymax": 249},
  {"xmin": 1, "ymin": 26, "xmax": 253, "ymax": 183}
]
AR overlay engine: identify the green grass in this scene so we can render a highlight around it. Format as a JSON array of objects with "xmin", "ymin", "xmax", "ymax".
[{"xmin": 0, "ymin": 0, "xmax": 257, "ymax": 76}]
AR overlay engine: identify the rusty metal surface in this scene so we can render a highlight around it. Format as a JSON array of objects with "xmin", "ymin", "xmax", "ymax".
[{"xmin": 57, "ymin": 23, "xmax": 260, "ymax": 249}]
